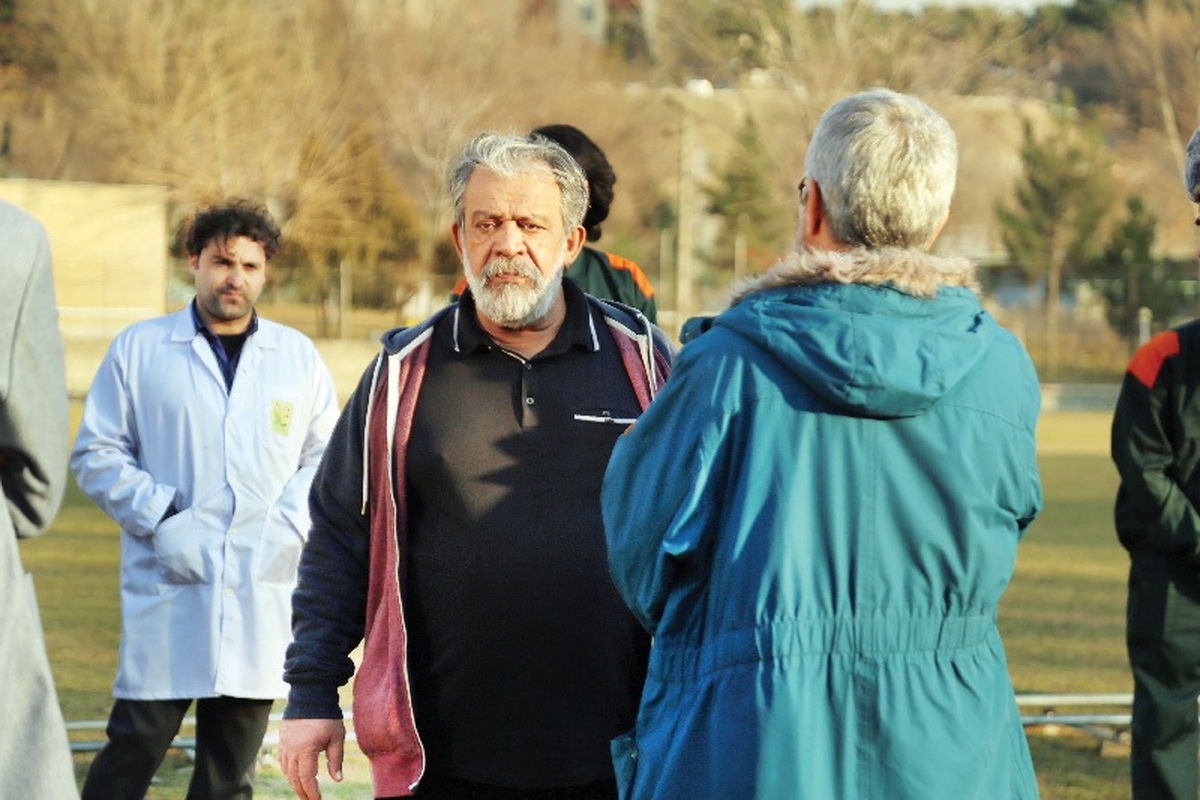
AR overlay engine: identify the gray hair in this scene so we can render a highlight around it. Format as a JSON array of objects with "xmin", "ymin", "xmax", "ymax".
[
  {"xmin": 448, "ymin": 132, "xmax": 589, "ymax": 234},
  {"xmin": 1185, "ymin": 127, "xmax": 1200, "ymax": 201},
  {"xmin": 804, "ymin": 88, "xmax": 958, "ymax": 249}
]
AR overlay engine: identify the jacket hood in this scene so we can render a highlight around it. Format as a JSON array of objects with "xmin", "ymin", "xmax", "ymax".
[{"xmin": 716, "ymin": 247, "xmax": 992, "ymax": 419}]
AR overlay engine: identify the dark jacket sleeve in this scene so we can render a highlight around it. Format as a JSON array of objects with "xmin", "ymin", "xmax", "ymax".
[
  {"xmin": 0, "ymin": 206, "xmax": 68, "ymax": 540},
  {"xmin": 1112, "ymin": 329, "xmax": 1200, "ymax": 560},
  {"xmin": 283, "ymin": 357, "xmax": 378, "ymax": 719}
]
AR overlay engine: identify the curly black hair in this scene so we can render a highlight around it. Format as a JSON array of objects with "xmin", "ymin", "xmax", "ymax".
[
  {"xmin": 532, "ymin": 124, "xmax": 616, "ymax": 243},
  {"xmin": 184, "ymin": 199, "xmax": 282, "ymax": 260}
]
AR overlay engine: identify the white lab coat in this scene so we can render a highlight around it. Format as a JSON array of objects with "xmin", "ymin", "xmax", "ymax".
[{"xmin": 71, "ymin": 306, "xmax": 339, "ymax": 700}]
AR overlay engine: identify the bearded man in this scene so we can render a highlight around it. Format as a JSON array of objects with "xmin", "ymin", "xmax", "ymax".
[
  {"xmin": 73, "ymin": 200, "xmax": 339, "ymax": 800},
  {"xmin": 278, "ymin": 132, "xmax": 673, "ymax": 800}
]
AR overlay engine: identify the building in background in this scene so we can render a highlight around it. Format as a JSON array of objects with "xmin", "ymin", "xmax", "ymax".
[{"xmin": 0, "ymin": 179, "xmax": 168, "ymax": 341}]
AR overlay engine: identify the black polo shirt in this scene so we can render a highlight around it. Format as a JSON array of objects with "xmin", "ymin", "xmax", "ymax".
[{"xmin": 404, "ymin": 278, "xmax": 650, "ymax": 790}]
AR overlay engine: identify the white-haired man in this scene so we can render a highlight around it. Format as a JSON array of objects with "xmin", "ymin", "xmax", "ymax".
[
  {"xmin": 602, "ymin": 88, "xmax": 1043, "ymax": 799},
  {"xmin": 279, "ymin": 132, "xmax": 672, "ymax": 800}
]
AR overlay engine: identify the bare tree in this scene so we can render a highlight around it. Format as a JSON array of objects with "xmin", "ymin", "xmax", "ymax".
[
  {"xmin": 652, "ymin": 0, "xmax": 1050, "ymax": 133},
  {"xmin": 350, "ymin": 0, "xmax": 602, "ymax": 276},
  {"xmin": 1113, "ymin": 0, "xmax": 1200, "ymax": 174},
  {"xmin": 25, "ymin": 0, "xmax": 424, "ymax": 332}
]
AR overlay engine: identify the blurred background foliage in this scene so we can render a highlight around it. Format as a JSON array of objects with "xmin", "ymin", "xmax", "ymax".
[{"xmin": 1, "ymin": 0, "xmax": 1198, "ymax": 374}]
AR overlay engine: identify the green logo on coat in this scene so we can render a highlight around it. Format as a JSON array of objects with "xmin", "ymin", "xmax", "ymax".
[{"xmin": 271, "ymin": 400, "xmax": 294, "ymax": 435}]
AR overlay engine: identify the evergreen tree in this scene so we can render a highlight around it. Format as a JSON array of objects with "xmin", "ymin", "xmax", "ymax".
[
  {"xmin": 702, "ymin": 116, "xmax": 788, "ymax": 282},
  {"xmin": 1090, "ymin": 195, "xmax": 1185, "ymax": 348},
  {"xmin": 995, "ymin": 100, "xmax": 1113, "ymax": 377}
]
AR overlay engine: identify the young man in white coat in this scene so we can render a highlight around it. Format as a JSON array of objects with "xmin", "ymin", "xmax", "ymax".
[{"xmin": 72, "ymin": 200, "xmax": 339, "ymax": 799}]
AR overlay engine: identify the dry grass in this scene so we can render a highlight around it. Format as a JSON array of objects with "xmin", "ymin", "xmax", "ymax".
[
  {"xmin": 1036, "ymin": 410, "xmax": 1113, "ymax": 457},
  {"xmin": 21, "ymin": 408, "xmax": 1132, "ymax": 797}
]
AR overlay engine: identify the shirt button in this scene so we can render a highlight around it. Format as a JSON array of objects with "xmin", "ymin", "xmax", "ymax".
[{"xmin": 525, "ymin": 397, "xmax": 535, "ymax": 405}]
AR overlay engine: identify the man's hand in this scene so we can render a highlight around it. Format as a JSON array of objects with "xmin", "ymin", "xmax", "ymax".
[{"xmin": 278, "ymin": 718, "xmax": 346, "ymax": 800}]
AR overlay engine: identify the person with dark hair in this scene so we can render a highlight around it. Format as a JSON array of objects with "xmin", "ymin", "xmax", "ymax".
[
  {"xmin": 72, "ymin": 200, "xmax": 340, "ymax": 799},
  {"xmin": 0, "ymin": 200, "xmax": 78, "ymax": 800},
  {"xmin": 278, "ymin": 132, "xmax": 672, "ymax": 800},
  {"xmin": 184, "ymin": 199, "xmax": 283, "ymax": 261},
  {"xmin": 603, "ymin": 89, "xmax": 1042, "ymax": 798},
  {"xmin": 1112, "ymin": 126, "xmax": 1200, "ymax": 800},
  {"xmin": 453, "ymin": 123, "xmax": 657, "ymax": 322}
]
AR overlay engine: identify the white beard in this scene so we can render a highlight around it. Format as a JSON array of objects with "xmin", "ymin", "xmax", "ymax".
[{"xmin": 464, "ymin": 251, "xmax": 565, "ymax": 329}]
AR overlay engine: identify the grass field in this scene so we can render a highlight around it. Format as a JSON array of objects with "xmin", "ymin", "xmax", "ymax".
[
  {"xmin": 1008, "ymin": 412, "xmax": 1131, "ymax": 799},
  {"xmin": 17, "ymin": 410, "xmax": 1132, "ymax": 798}
]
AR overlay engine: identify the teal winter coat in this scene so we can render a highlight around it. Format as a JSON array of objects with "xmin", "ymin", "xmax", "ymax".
[{"xmin": 602, "ymin": 247, "xmax": 1043, "ymax": 799}]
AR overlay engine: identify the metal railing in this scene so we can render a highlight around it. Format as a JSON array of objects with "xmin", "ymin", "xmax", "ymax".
[
  {"xmin": 67, "ymin": 696, "xmax": 1135, "ymax": 755},
  {"xmin": 1017, "ymin": 693, "xmax": 1133, "ymax": 744},
  {"xmin": 67, "ymin": 711, "xmax": 357, "ymax": 756},
  {"xmin": 68, "ymin": 695, "xmax": 1135, "ymax": 754}
]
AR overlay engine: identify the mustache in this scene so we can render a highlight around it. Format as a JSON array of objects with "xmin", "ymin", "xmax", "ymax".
[{"xmin": 481, "ymin": 257, "xmax": 541, "ymax": 282}]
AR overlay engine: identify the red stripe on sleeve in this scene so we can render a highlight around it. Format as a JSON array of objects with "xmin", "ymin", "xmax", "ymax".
[{"xmin": 1128, "ymin": 330, "xmax": 1181, "ymax": 389}]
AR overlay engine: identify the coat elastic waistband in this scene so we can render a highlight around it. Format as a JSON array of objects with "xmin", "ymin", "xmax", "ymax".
[{"xmin": 648, "ymin": 613, "xmax": 997, "ymax": 682}]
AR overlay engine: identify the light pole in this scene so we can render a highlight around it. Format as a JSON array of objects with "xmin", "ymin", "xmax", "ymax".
[
  {"xmin": 676, "ymin": 106, "xmax": 696, "ymax": 322},
  {"xmin": 674, "ymin": 79, "xmax": 713, "ymax": 325}
]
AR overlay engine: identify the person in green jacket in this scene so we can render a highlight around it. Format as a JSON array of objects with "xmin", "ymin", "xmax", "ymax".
[
  {"xmin": 454, "ymin": 123, "xmax": 657, "ymax": 322},
  {"xmin": 1111, "ymin": 124, "xmax": 1200, "ymax": 800}
]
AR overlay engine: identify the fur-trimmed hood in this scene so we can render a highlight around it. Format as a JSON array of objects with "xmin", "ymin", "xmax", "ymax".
[
  {"xmin": 706, "ymin": 246, "xmax": 1002, "ymax": 419},
  {"xmin": 729, "ymin": 246, "xmax": 979, "ymax": 306}
]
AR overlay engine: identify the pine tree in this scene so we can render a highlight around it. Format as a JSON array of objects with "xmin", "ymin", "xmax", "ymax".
[
  {"xmin": 702, "ymin": 116, "xmax": 788, "ymax": 282},
  {"xmin": 995, "ymin": 100, "xmax": 1113, "ymax": 378},
  {"xmin": 1090, "ymin": 195, "xmax": 1188, "ymax": 351}
]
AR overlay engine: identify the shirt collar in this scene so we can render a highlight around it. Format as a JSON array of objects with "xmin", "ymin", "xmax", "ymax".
[
  {"xmin": 453, "ymin": 276, "xmax": 599, "ymax": 357},
  {"xmin": 189, "ymin": 298, "xmax": 259, "ymax": 338}
]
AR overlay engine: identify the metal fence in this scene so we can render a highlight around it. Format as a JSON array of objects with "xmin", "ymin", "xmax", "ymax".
[
  {"xmin": 67, "ymin": 711, "xmax": 357, "ymax": 756},
  {"xmin": 1016, "ymin": 693, "xmax": 1132, "ymax": 745},
  {"xmin": 67, "ymin": 696, "xmax": 1133, "ymax": 757}
]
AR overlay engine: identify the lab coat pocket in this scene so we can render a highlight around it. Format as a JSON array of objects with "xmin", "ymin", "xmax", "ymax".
[
  {"xmin": 611, "ymin": 728, "xmax": 639, "ymax": 800},
  {"xmin": 154, "ymin": 506, "xmax": 216, "ymax": 585},
  {"xmin": 255, "ymin": 513, "xmax": 305, "ymax": 585}
]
